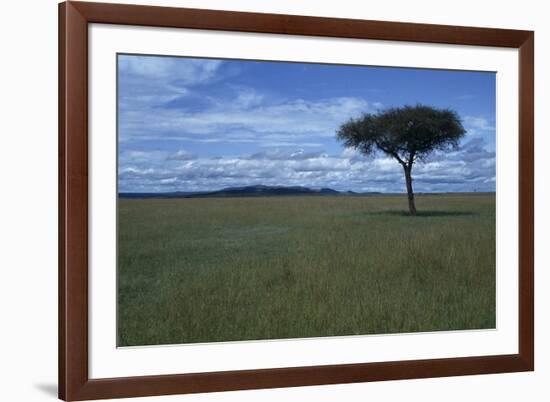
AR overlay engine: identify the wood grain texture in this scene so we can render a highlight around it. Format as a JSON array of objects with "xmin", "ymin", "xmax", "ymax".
[
  {"xmin": 59, "ymin": 2, "xmax": 89, "ymax": 400},
  {"xmin": 58, "ymin": 1, "xmax": 534, "ymax": 400},
  {"xmin": 518, "ymin": 33, "xmax": 535, "ymax": 370}
]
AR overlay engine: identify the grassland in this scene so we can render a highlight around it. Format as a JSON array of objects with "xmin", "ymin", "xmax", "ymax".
[{"xmin": 117, "ymin": 194, "xmax": 495, "ymax": 347}]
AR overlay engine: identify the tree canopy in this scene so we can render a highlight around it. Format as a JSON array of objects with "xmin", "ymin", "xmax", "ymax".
[{"xmin": 337, "ymin": 104, "xmax": 466, "ymax": 167}]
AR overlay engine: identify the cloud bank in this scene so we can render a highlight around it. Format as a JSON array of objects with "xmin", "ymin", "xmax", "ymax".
[
  {"xmin": 118, "ymin": 55, "xmax": 496, "ymax": 193},
  {"xmin": 119, "ymin": 139, "xmax": 495, "ymax": 193}
]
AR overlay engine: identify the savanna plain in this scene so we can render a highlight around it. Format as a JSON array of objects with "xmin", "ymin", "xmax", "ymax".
[{"xmin": 117, "ymin": 194, "xmax": 495, "ymax": 346}]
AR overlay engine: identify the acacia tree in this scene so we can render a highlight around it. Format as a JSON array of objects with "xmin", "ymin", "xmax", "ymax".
[{"xmin": 337, "ymin": 105, "xmax": 466, "ymax": 215}]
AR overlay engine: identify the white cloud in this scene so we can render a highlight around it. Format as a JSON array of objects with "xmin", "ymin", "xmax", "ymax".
[
  {"xmin": 120, "ymin": 94, "xmax": 375, "ymax": 146},
  {"xmin": 118, "ymin": 56, "xmax": 224, "ymax": 121},
  {"xmin": 233, "ymin": 88, "xmax": 265, "ymax": 108},
  {"xmin": 119, "ymin": 55, "xmax": 222, "ymax": 84},
  {"xmin": 119, "ymin": 140, "xmax": 496, "ymax": 194},
  {"xmin": 166, "ymin": 150, "xmax": 195, "ymax": 161},
  {"xmin": 118, "ymin": 56, "xmax": 379, "ymax": 152},
  {"xmin": 464, "ymin": 116, "xmax": 495, "ymax": 131}
]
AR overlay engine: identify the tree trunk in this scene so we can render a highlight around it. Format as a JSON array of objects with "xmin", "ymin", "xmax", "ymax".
[{"xmin": 404, "ymin": 165, "xmax": 417, "ymax": 215}]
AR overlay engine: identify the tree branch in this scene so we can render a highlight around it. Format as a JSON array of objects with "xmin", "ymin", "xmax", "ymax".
[
  {"xmin": 374, "ymin": 140, "xmax": 407, "ymax": 166},
  {"xmin": 408, "ymin": 150, "xmax": 416, "ymax": 166}
]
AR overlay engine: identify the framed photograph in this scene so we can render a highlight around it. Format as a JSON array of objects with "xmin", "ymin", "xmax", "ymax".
[{"xmin": 59, "ymin": 1, "xmax": 534, "ymax": 400}]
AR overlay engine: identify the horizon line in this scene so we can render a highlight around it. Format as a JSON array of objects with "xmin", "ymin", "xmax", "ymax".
[{"xmin": 118, "ymin": 188, "xmax": 497, "ymax": 195}]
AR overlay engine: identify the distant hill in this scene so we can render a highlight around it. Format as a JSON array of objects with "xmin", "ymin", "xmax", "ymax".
[
  {"xmin": 118, "ymin": 187, "xmax": 492, "ymax": 199},
  {"xmin": 118, "ymin": 185, "xmax": 372, "ymax": 199},
  {"xmin": 188, "ymin": 185, "xmax": 341, "ymax": 198},
  {"xmin": 118, "ymin": 191, "xmax": 195, "ymax": 199}
]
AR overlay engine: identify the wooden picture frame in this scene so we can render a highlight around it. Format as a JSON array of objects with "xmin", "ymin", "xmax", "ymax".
[{"xmin": 59, "ymin": 1, "xmax": 534, "ymax": 400}]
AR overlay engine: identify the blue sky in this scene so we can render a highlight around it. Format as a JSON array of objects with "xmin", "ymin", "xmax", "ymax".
[{"xmin": 118, "ymin": 54, "xmax": 496, "ymax": 193}]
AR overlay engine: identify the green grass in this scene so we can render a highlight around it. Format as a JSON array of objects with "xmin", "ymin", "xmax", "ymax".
[{"xmin": 117, "ymin": 194, "xmax": 496, "ymax": 346}]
